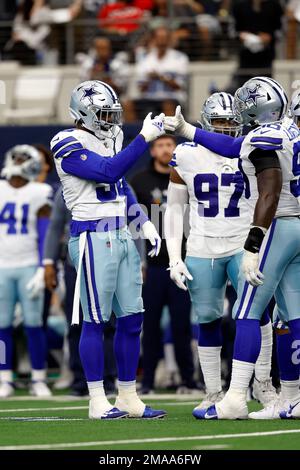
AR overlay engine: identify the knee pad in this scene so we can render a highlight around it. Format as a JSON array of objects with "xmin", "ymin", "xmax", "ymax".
[{"xmin": 116, "ymin": 313, "xmax": 143, "ymax": 335}]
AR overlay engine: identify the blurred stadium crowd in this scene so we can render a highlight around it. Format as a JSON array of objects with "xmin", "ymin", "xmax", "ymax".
[
  {"xmin": 0, "ymin": 0, "xmax": 300, "ymax": 123},
  {"xmin": 0, "ymin": 0, "xmax": 298, "ymax": 397}
]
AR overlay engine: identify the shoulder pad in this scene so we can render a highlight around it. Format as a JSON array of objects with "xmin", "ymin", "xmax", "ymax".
[
  {"xmin": 50, "ymin": 130, "xmax": 84, "ymax": 159},
  {"xmin": 249, "ymin": 124, "xmax": 284, "ymax": 151}
]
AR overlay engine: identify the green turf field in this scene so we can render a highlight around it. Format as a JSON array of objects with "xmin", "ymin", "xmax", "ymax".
[{"xmin": 0, "ymin": 394, "xmax": 300, "ymax": 450}]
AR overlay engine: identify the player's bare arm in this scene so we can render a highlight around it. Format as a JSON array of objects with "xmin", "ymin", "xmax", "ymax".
[{"xmin": 252, "ymin": 167, "xmax": 282, "ymax": 229}]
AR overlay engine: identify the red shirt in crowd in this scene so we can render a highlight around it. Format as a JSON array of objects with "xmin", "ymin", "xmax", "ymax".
[{"xmin": 98, "ymin": 1, "xmax": 153, "ymax": 33}]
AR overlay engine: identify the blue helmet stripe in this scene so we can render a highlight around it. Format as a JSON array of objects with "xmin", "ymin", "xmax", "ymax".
[
  {"xmin": 97, "ymin": 81, "xmax": 117, "ymax": 103},
  {"xmin": 254, "ymin": 77, "xmax": 287, "ymax": 119}
]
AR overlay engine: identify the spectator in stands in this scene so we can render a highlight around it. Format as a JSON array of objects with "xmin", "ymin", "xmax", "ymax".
[
  {"xmin": 127, "ymin": 26, "xmax": 189, "ymax": 121},
  {"xmin": 5, "ymin": 0, "xmax": 83, "ymax": 65},
  {"xmin": 194, "ymin": 0, "xmax": 230, "ymax": 59},
  {"xmin": 130, "ymin": 135, "xmax": 195, "ymax": 394},
  {"xmin": 98, "ymin": 0, "xmax": 152, "ymax": 35},
  {"xmin": 149, "ymin": 0, "xmax": 201, "ymax": 60},
  {"xmin": 0, "ymin": 0, "xmax": 18, "ymax": 59},
  {"xmin": 231, "ymin": 0, "xmax": 283, "ymax": 89},
  {"xmin": 285, "ymin": 0, "xmax": 300, "ymax": 59},
  {"xmin": 76, "ymin": 36, "xmax": 130, "ymax": 96}
]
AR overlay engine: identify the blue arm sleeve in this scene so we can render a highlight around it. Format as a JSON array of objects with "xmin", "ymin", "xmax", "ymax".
[
  {"xmin": 61, "ymin": 135, "xmax": 148, "ymax": 184},
  {"xmin": 37, "ymin": 217, "xmax": 50, "ymax": 266},
  {"xmin": 122, "ymin": 179, "xmax": 149, "ymax": 228},
  {"xmin": 194, "ymin": 127, "xmax": 244, "ymax": 158}
]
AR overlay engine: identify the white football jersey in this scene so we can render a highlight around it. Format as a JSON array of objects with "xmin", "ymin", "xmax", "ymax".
[
  {"xmin": 171, "ymin": 142, "xmax": 251, "ymax": 258},
  {"xmin": 240, "ymin": 119, "xmax": 300, "ymax": 217},
  {"xmin": 0, "ymin": 180, "xmax": 52, "ymax": 268},
  {"xmin": 51, "ymin": 127, "xmax": 125, "ymax": 221}
]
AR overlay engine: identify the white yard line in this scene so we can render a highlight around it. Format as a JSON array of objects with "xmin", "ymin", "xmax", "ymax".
[
  {"xmin": 0, "ymin": 417, "xmax": 86, "ymax": 421},
  {"xmin": 0, "ymin": 406, "xmax": 87, "ymax": 413},
  {"xmin": 0, "ymin": 402, "xmax": 199, "ymax": 414},
  {"xmin": 4, "ymin": 393, "xmax": 202, "ymax": 402},
  {"xmin": 1, "ymin": 429, "xmax": 300, "ymax": 450}
]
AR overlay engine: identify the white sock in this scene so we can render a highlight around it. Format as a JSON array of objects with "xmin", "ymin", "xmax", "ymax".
[
  {"xmin": 116, "ymin": 380, "xmax": 145, "ymax": 415},
  {"xmin": 230, "ymin": 359, "xmax": 254, "ymax": 392},
  {"xmin": 117, "ymin": 380, "xmax": 139, "ymax": 399},
  {"xmin": 255, "ymin": 321, "xmax": 272, "ymax": 381},
  {"xmin": 198, "ymin": 346, "xmax": 222, "ymax": 394},
  {"xmin": 164, "ymin": 344, "xmax": 178, "ymax": 374},
  {"xmin": 0, "ymin": 370, "xmax": 13, "ymax": 383},
  {"xmin": 281, "ymin": 379, "xmax": 300, "ymax": 402},
  {"xmin": 32, "ymin": 369, "xmax": 46, "ymax": 382},
  {"xmin": 87, "ymin": 380, "xmax": 106, "ymax": 399}
]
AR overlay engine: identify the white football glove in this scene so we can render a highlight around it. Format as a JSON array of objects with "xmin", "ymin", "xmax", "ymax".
[
  {"xmin": 140, "ymin": 112, "xmax": 165, "ymax": 143},
  {"xmin": 169, "ymin": 259, "xmax": 193, "ymax": 291},
  {"xmin": 163, "ymin": 105, "xmax": 196, "ymax": 140},
  {"xmin": 243, "ymin": 33, "xmax": 264, "ymax": 53},
  {"xmin": 26, "ymin": 267, "xmax": 45, "ymax": 299},
  {"xmin": 242, "ymin": 250, "xmax": 264, "ymax": 287},
  {"xmin": 142, "ymin": 220, "xmax": 161, "ymax": 257}
]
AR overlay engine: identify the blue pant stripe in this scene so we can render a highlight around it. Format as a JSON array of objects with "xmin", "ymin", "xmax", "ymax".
[
  {"xmin": 82, "ymin": 253, "xmax": 93, "ymax": 322},
  {"xmin": 259, "ymin": 219, "xmax": 277, "ymax": 272},
  {"xmin": 87, "ymin": 233, "xmax": 102, "ymax": 322},
  {"xmin": 235, "ymin": 281, "xmax": 249, "ymax": 319}
]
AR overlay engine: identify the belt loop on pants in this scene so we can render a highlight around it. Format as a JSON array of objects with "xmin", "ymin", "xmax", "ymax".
[{"xmin": 72, "ymin": 231, "xmax": 87, "ymax": 325}]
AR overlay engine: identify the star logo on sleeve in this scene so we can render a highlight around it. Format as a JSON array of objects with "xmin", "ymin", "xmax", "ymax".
[{"xmin": 245, "ymin": 84, "xmax": 264, "ymax": 107}]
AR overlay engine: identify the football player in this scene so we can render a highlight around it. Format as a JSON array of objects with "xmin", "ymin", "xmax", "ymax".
[
  {"xmin": 165, "ymin": 88, "xmax": 300, "ymax": 419},
  {"xmin": 51, "ymin": 80, "xmax": 166, "ymax": 420},
  {"xmin": 0, "ymin": 145, "xmax": 52, "ymax": 398},
  {"xmin": 249, "ymin": 90, "xmax": 300, "ymax": 419},
  {"xmin": 167, "ymin": 77, "xmax": 300, "ymax": 420},
  {"xmin": 165, "ymin": 92, "xmax": 276, "ymax": 414}
]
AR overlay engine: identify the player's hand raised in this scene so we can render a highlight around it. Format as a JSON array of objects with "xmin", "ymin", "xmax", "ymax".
[
  {"xmin": 163, "ymin": 106, "xmax": 196, "ymax": 140},
  {"xmin": 242, "ymin": 250, "xmax": 264, "ymax": 286},
  {"xmin": 140, "ymin": 112, "xmax": 165, "ymax": 143},
  {"xmin": 142, "ymin": 220, "xmax": 161, "ymax": 257},
  {"xmin": 168, "ymin": 259, "xmax": 193, "ymax": 291}
]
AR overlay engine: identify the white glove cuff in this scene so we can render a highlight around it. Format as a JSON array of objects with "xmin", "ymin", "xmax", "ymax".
[{"xmin": 182, "ymin": 122, "xmax": 196, "ymax": 141}]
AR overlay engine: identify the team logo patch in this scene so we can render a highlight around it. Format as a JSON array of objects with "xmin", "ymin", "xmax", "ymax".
[
  {"xmin": 244, "ymin": 84, "xmax": 264, "ymax": 107},
  {"xmin": 80, "ymin": 154, "xmax": 88, "ymax": 161},
  {"xmin": 80, "ymin": 86, "xmax": 97, "ymax": 104}
]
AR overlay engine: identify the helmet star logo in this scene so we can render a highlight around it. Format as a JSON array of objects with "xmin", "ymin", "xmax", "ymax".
[
  {"xmin": 245, "ymin": 85, "xmax": 263, "ymax": 107},
  {"xmin": 81, "ymin": 86, "xmax": 97, "ymax": 104}
]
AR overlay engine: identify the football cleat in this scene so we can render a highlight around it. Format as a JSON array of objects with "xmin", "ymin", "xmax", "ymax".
[
  {"xmin": 140, "ymin": 406, "xmax": 166, "ymax": 419},
  {"xmin": 280, "ymin": 398, "xmax": 300, "ymax": 419},
  {"xmin": 89, "ymin": 399, "xmax": 128, "ymax": 420},
  {"xmin": 115, "ymin": 396, "xmax": 166, "ymax": 419},
  {"xmin": 252, "ymin": 378, "xmax": 278, "ymax": 407},
  {"xmin": 249, "ymin": 396, "xmax": 289, "ymax": 420},
  {"xmin": 193, "ymin": 390, "xmax": 248, "ymax": 420},
  {"xmin": 30, "ymin": 381, "xmax": 52, "ymax": 398},
  {"xmin": 193, "ymin": 404, "xmax": 218, "ymax": 420},
  {"xmin": 98, "ymin": 407, "xmax": 129, "ymax": 420},
  {"xmin": 193, "ymin": 390, "xmax": 224, "ymax": 411},
  {"xmin": 0, "ymin": 382, "xmax": 15, "ymax": 398}
]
